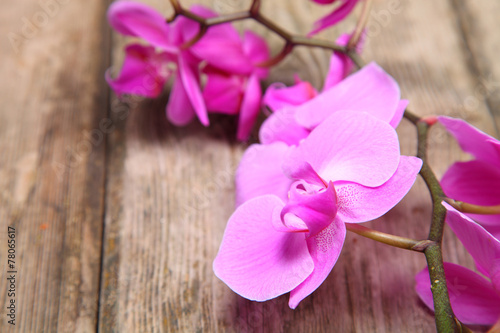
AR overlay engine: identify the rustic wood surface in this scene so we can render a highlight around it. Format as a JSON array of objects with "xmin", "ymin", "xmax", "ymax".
[{"xmin": 0, "ymin": 0, "xmax": 498, "ymax": 332}]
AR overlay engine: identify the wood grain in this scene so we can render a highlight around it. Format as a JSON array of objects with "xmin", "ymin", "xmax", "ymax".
[
  {"xmin": 0, "ymin": 0, "xmax": 109, "ymax": 332},
  {"xmin": 99, "ymin": 1, "xmax": 498, "ymax": 332},
  {"xmin": 0, "ymin": 0, "xmax": 498, "ymax": 332}
]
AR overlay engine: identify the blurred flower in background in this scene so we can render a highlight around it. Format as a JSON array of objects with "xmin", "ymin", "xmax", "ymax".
[
  {"xmin": 106, "ymin": 1, "xmax": 270, "ymax": 140},
  {"xmin": 309, "ymin": 0, "xmax": 361, "ymax": 35}
]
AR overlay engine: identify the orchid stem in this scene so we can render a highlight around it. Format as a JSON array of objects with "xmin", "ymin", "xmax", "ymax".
[
  {"xmin": 424, "ymin": 244, "xmax": 460, "ymax": 333},
  {"xmin": 166, "ymin": 1, "xmax": 351, "ymax": 68},
  {"xmin": 444, "ymin": 197, "xmax": 500, "ymax": 215},
  {"xmin": 169, "ymin": 0, "xmax": 181, "ymax": 12},
  {"xmin": 204, "ymin": 11, "xmax": 251, "ymax": 25},
  {"xmin": 345, "ymin": 223, "xmax": 431, "ymax": 252},
  {"xmin": 256, "ymin": 43, "xmax": 294, "ymax": 67},
  {"xmin": 347, "ymin": 0, "xmax": 373, "ymax": 51},
  {"xmin": 413, "ymin": 114, "xmax": 460, "ymax": 332},
  {"xmin": 181, "ymin": 24, "xmax": 208, "ymax": 49}
]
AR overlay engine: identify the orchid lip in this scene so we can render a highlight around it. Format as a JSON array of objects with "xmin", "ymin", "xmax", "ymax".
[{"xmin": 279, "ymin": 179, "xmax": 338, "ymax": 238}]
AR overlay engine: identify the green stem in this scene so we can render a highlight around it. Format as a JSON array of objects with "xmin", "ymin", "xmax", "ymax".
[
  {"xmin": 444, "ymin": 197, "xmax": 500, "ymax": 215},
  {"xmin": 347, "ymin": 0, "xmax": 373, "ymax": 51},
  {"xmin": 424, "ymin": 244, "xmax": 460, "ymax": 332},
  {"xmin": 256, "ymin": 43, "xmax": 294, "ymax": 67},
  {"xmin": 345, "ymin": 224, "xmax": 431, "ymax": 252},
  {"xmin": 414, "ymin": 117, "xmax": 459, "ymax": 331}
]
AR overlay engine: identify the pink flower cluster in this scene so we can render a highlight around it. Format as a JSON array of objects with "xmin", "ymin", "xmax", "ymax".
[
  {"xmin": 214, "ymin": 62, "xmax": 422, "ymax": 308},
  {"xmin": 106, "ymin": 1, "xmax": 270, "ymax": 140},
  {"xmin": 106, "ymin": 1, "xmax": 362, "ymax": 140}
]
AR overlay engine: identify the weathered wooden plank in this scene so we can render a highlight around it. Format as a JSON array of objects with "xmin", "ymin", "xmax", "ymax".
[
  {"xmin": 0, "ymin": 0, "xmax": 109, "ymax": 332},
  {"xmin": 99, "ymin": 0, "xmax": 498, "ymax": 332},
  {"xmin": 450, "ymin": 0, "xmax": 500, "ymax": 133}
]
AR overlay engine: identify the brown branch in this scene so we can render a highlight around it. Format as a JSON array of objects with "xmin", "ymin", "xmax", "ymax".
[
  {"xmin": 347, "ymin": 0, "xmax": 373, "ymax": 50},
  {"xmin": 444, "ymin": 198, "xmax": 500, "ymax": 215},
  {"xmin": 345, "ymin": 223, "xmax": 431, "ymax": 252},
  {"xmin": 181, "ymin": 24, "xmax": 208, "ymax": 49},
  {"xmin": 256, "ymin": 42, "xmax": 294, "ymax": 67},
  {"xmin": 165, "ymin": 1, "xmax": 352, "ymax": 68}
]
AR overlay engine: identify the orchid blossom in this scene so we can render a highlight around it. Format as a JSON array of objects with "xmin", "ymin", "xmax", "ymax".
[
  {"xmin": 214, "ymin": 111, "xmax": 422, "ymax": 308},
  {"xmin": 191, "ymin": 29, "xmax": 270, "ymax": 140},
  {"xmin": 107, "ymin": 1, "xmax": 219, "ymax": 126},
  {"xmin": 260, "ymin": 60, "xmax": 408, "ymax": 147},
  {"xmin": 309, "ymin": 0, "xmax": 360, "ymax": 36},
  {"xmin": 438, "ymin": 116, "xmax": 500, "ymax": 236},
  {"xmin": 415, "ymin": 203, "xmax": 500, "ymax": 326},
  {"xmin": 106, "ymin": 43, "xmax": 173, "ymax": 98}
]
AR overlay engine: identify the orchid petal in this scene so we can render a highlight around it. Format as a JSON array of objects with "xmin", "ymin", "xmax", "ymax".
[
  {"xmin": 311, "ymin": 0, "xmax": 339, "ymax": 4},
  {"xmin": 192, "ymin": 39, "xmax": 252, "ymax": 75},
  {"xmin": 323, "ymin": 33, "xmax": 353, "ymax": 90},
  {"xmin": 107, "ymin": 1, "xmax": 175, "ymax": 52},
  {"xmin": 336, "ymin": 156, "xmax": 422, "ymax": 223},
  {"xmin": 289, "ymin": 216, "xmax": 346, "ymax": 308},
  {"xmin": 441, "ymin": 160, "xmax": 500, "ymax": 226},
  {"xmin": 438, "ymin": 116, "xmax": 500, "ymax": 166},
  {"xmin": 415, "ymin": 263, "xmax": 500, "ymax": 325},
  {"xmin": 323, "ymin": 51, "xmax": 350, "ymax": 90},
  {"xmin": 272, "ymin": 204, "xmax": 308, "ymax": 233},
  {"xmin": 485, "ymin": 225, "xmax": 500, "ymax": 244},
  {"xmin": 106, "ymin": 44, "xmax": 171, "ymax": 98},
  {"xmin": 389, "ymin": 99, "xmax": 408, "ymax": 128},
  {"xmin": 235, "ymin": 142, "xmax": 292, "ymax": 206},
  {"xmin": 281, "ymin": 181, "xmax": 337, "ymax": 237},
  {"xmin": 309, "ymin": 0, "xmax": 360, "ymax": 36},
  {"xmin": 282, "ymin": 156, "xmax": 326, "ymax": 187},
  {"xmin": 295, "ymin": 62, "xmax": 401, "ymax": 129},
  {"xmin": 286, "ymin": 111, "xmax": 400, "ymax": 187},
  {"xmin": 213, "ymin": 195, "xmax": 315, "ymax": 302},
  {"xmin": 243, "ymin": 30, "xmax": 270, "ymax": 79},
  {"xmin": 443, "ymin": 202, "xmax": 500, "ymax": 284},
  {"xmin": 259, "ymin": 107, "xmax": 311, "ymax": 146},
  {"xmin": 189, "ymin": 24, "xmax": 253, "ymax": 75},
  {"xmin": 178, "ymin": 53, "xmax": 208, "ymax": 126},
  {"xmin": 166, "ymin": 73, "xmax": 196, "ymax": 126},
  {"xmin": 237, "ymin": 74, "xmax": 262, "ymax": 141},
  {"xmin": 202, "ymin": 68, "xmax": 243, "ymax": 115},
  {"xmin": 262, "ymin": 81, "xmax": 318, "ymax": 112}
]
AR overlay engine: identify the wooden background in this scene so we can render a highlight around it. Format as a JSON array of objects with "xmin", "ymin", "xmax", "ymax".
[{"xmin": 0, "ymin": 0, "xmax": 498, "ymax": 332}]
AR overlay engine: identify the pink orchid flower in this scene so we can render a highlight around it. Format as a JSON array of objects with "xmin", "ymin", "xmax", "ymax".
[
  {"xmin": 107, "ymin": 1, "xmax": 223, "ymax": 126},
  {"xmin": 415, "ymin": 203, "xmax": 500, "ymax": 326},
  {"xmin": 191, "ymin": 30, "xmax": 270, "ymax": 140},
  {"xmin": 309, "ymin": 0, "xmax": 360, "ymax": 36},
  {"xmin": 438, "ymin": 116, "xmax": 500, "ymax": 236},
  {"xmin": 259, "ymin": 61, "xmax": 408, "ymax": 146},
  {"xmin": 106, "ymin": 43, "xmax": 173, "ymax": 98},
  {"xmin": 214, "ymin": 111, "xmax": 422, "ymax": 308}
]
